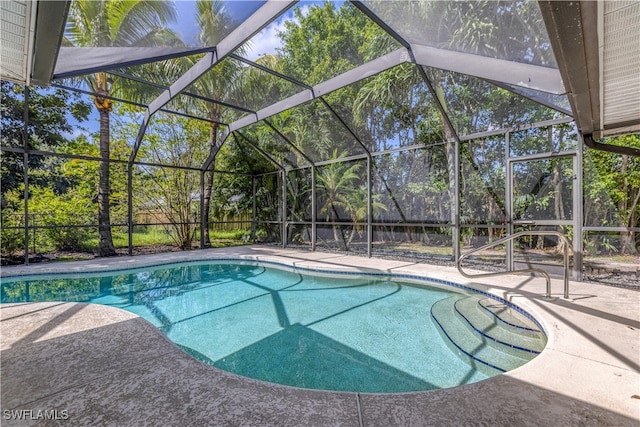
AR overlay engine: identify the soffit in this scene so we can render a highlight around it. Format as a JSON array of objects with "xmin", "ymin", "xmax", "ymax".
[{"xmin": 0, "ymin": 1, "xmax": 69, "ymax": 86}]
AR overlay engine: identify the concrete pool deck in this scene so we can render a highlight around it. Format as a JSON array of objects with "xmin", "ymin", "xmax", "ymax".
[{"xmin": 1, "ymin": 245, "xmax": 639, "ymax": 426}]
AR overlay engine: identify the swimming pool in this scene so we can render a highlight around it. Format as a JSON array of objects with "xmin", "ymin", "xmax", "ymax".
[{"xmin": 0, "ymin": 260, "xmax": 547, "ymax": 393}]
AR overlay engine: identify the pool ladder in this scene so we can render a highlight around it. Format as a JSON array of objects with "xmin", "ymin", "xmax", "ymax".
[{"xmin": 456, "ymin": 230, "xmax": 571, "ymax": 300}]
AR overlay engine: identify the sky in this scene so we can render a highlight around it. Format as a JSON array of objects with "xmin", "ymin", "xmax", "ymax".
[{"xmin": 171, "ymin": 0, "xmax": 317, "ymax": 60}]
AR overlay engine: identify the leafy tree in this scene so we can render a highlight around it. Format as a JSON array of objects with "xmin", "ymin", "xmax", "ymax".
[
  {"xmin": 0, "ymin": 81, "xmax": 91, "ymax": 196},
  {"xmin": 1, "ymin": 82, "xmax": 91, "ymax": 257},
  {"xmin": 64, "ymin": 0, "xmax": 180, "ymax": 256},
  {"xmin": 27, "ymin": 186, "xmax": 96, "ymax": 251},
  {"xmin": 584, "ymin": 134, "xmax": 640, "ymax": 254},
  {"xmin": 279, "ymin": 2, "xmax": 394, "ymax": 85},
  {"xmin": 459, "ymin": 136, "xmax": 506, "ymax": 242},
  {"xmin": 59, "ymin": 131, "xmax": 130, "ymax": 232},
  {"xmin": 277, "ymin": 2, "xmax": 398, "ymax": 157},
  {"xmin": 127, "ymin": 113, "xmax": 209, "ymax": 249},
  {"xmin": 0, "ymin": 186, "xmax": 25, "ymax": 255}
]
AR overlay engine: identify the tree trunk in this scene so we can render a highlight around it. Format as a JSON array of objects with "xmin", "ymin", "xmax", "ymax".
[
  {"xmin": 433, "ymin": 81, "xmax": 457, "ymax": 246},
  {"xmin": 97, "ymin": 104, "xmax": 116, "ymax": 257},
  {"xmin": 202, "ymin": 122, "xmax": 218, "ymax": 247},
  {"xmin": 552, "ymin": 161, "xmax": 565, "ymax": 221}
]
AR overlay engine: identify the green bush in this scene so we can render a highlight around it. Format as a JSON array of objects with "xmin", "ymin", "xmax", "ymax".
[
  {"xmin": 1, "ymin": 212, "xmax": 25, "ymax": 255},
  {"xmin": 1, "ymin": 188, "xmax": 25, "ymax": 255},
  {"xmin": 29, "ymin": 187, "xmax": 96, "ymax": 251}
]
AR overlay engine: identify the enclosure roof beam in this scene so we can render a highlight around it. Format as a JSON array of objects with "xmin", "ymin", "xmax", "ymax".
[
  {"xmin": 51, "ymin": 83, "xmax": 225, "ymax": 125},
  {"xmin": 227, "ymin": 45, "xmax": 566, "ymax": 137},
  {"xmin": 263, "ymin": 119, "xmax": 316, "ymax": 167},
  {"xmin": 107, "ymin": 70, "xmax": 256, "ymax": 114},
  {"xmin": 227, "ymin": 48, "xmax": 409, "ymax": 133},
  {"xmin": 319, "ymin": 97, "xmax": 371, "ymax": 157},
  {"xmin": 129, "ymin": 0, "xmax": 295, "ymax": 165},
  {"xmin": 234, "ymin": 131, "xmax": 285, "ymax": 171},
  {"xmin": 146, "ymin": 1, "xmax": 295, "ymax": 117},
  {"xmin": 411, "ymin": 44, "xmax": 565, "ymax": 95},
  {"xmin": 228, "ymin": 53, "xmax": 311, "ymax": 90},
  {"xmin": 487, "ymin": 80, "xmax": 573, "ymax": 117},
  {"xmin": 416, "ymin": 65, "xmax": 462, "ymax": 145},
  {"xmin": 350, "ymin": 1, "xmax": 411, "ymax": 50},
  {"xmin": 53, "ymin": 46, "xmax": 215, "ymax": 80},
  {"xmin": 202, "ymin": 128, "xmax": 231, "ymax": 172},
  {"xmin": 353, "ymin": 0, "xmax": 565, "ymax": 95}
]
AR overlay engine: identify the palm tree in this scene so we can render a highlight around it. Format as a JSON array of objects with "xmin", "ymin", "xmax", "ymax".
[
  {"xmin": 193, "ymin": 0, "xmax": 247, "ymax": 247},
  {"xmin": 316, "ymin": 150, "xmax": 362, "ymax": 245},
  {"xmin": 65, "ymin": 0, "xmax": 179, "ymax": 256}
]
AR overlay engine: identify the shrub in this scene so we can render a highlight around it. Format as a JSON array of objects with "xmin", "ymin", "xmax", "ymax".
[
  {"xmin": 28, "ymin": 187, "xmax": 96, "ymax": 251},
  {"xmin": 1, "ymin": 212, "xmax": 25, "ymax": 255}
]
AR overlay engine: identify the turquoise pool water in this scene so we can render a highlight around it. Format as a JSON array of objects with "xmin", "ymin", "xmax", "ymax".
[{"xmin": 1, "ymin": 261, "xmax": 506, "ymax": 392}]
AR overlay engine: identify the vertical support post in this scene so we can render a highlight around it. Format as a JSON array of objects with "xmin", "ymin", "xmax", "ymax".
[
  {"xmin": 367, "ymin": 156, "xmax": 372, "ymax": 257},
  {"xmin": 31, "ymin": 214, "xmax": 35, "ymax": 253},
  {"xmin": 505, "ymin": 131, "xmax": 513, "ymax": 271},
  {"xmin": 282, "ymin": 169, "xmax": 287, "ymax": 248},
  {"xmin": 311, "ymin": 166, "xmax": 316, "ymax": 251},
  {"xmin": 200, "ymin": 170, "xmax": 205, "ymax": 249},
  {"xmin": 252, "ymin": 175, "xmax": 257, "ymax": 241},
  {"xmin": 127, "ymin": 166, "xmax": 133, "ymax": 256},
  {"xmin": 22, "ymin": 86, "xmax": 29, "ymax": 265},
  {"xmin": 452, "ymin": 138, "xmax": 460, "ymax": 262},
  {"xmin": 574, "ymin": 143, "xmax": 583, "ymax": 281},
  {"xmin": 23, "ymin": 151, "xmax": 29, "ymax": 265}
]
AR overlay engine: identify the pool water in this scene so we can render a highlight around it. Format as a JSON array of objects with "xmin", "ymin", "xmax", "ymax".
[{"xmin": 1, "ymin": 261, "xmax": 537, "ymax": 392}]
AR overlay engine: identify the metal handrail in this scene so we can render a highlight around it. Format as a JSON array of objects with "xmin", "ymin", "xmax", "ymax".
[{"xmin": 456, "ymin": 230, "xmax": 571, "ymax": 300}]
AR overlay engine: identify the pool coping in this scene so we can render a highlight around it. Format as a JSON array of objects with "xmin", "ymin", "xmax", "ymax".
[{"xmin": 1, "ymin": 245, "xmax": 639, "ymax": 426}]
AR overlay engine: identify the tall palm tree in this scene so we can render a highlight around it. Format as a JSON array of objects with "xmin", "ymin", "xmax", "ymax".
[
  {"xmin": 65, "ymin": 0, "xmax": 179, "ymax": 256},
  {"xmin": 193, "ymin": 0, "xmax": 247, "ymax": 247},
  {"xmin": 316, "ymin": 150, "xmax": 362, "ymax": 245}
]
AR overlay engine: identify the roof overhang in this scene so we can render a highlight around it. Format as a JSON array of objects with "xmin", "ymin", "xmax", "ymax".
[
  {"xmin": 540, "ymin": 0, "xmax": 640, "ymax": 139},
  {"xmin": 0, "ymin": 0, "xmax": 69, "ymax": 86}
]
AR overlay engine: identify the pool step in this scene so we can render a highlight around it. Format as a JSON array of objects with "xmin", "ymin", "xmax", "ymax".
[
  {"xmin": 478, "ymin": 298, "xmax": 543, "ymax": 338},
  {"xmin": 431, "ymin": 295, "xmax": 546, "ymax": 375},
  {"xmin": 454, "ymin": 297, "xmax": 546, "ymax": 357}
]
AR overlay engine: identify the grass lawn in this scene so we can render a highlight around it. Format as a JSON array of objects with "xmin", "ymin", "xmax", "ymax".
[{"xmin": 82, "ymin": 228, "xmax": 251, "ymax": 249}]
